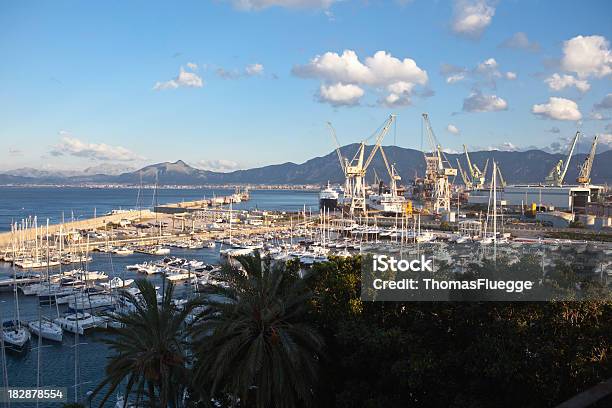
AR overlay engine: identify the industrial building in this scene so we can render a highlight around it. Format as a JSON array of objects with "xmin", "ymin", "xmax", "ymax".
[{"xmin": 467, "ymin": 184, "xmax": 604, "ymax": 212}]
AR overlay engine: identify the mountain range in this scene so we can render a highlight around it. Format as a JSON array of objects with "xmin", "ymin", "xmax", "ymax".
[{"xmin": 1, "ymin": 145, "xmax": 610, "ymax": 186}]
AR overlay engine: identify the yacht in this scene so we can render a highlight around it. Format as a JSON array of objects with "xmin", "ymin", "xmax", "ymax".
[
  {"xmin": 28, "ymin": 318, "xmax": 63, "ymax": 342},
  {"xmin": 68, "ymin": 294, "xmax": 116, "ymax": 312},
  {"xmin": 54, "ymin": 312, "xmax": 107, "ymax": 334},
  {"xmin": 319, "ymin": 182, "xmax": 339, "ymax": 210},
  {"xmin": 2, "ymin": 320, "xmax": 31, "ymax": 352}
]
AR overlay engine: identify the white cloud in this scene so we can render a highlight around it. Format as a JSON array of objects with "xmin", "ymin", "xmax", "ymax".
[
  {"xmin": 245, "ymin": 63, "xmax": 264, "ymax": 76},
  {"xmin": 293, "ymin": 50, "xmax": 427, "ymax": 86},
  {"xmin": 446, "ymin": 73, "xmax": 466, "ymax": 84},
  {"xmin": 594, "ymin": 93, "xmax": 612, "ymax": 110},
  {"xmin": 544, "ymin": 73, "xmax": 590, "ymax": 93},
  {"xmin": 186, "ymin": 62, "xmax": 198, "ymax": 70},
  {"xmin": 476, "ymin": 57, "xmax": 499, "ymax": 74},
  {"xmin": 293, "ymin": 49, "xmax": 427, "ymax": 107},
  {"xmin": 229, "ymin": 0, "xmax": 335, "ymax": 10},
  {"xmin": 318, "ymin": 83, "xmax": 364, "ymax": 106},
  {"xmin": 531, "ymin": 97, "xmax": 582, "ymax": 121},
  {"xmin": 153, "ymin": 66, "xmax": 203, "ymax": 90},
  {"xmin": 561, "ymin": 35, "xmax": 612, "ymax": 78},
  {"xmin": 195, "ymin": 159, "xmax": 240, "ymax": 172},
  {"xmin": 499, "ymin": 32, "xmax": 540, "ymax": 52},
  {"xmin": 462, "ymin": 90, "xmax": 508, "ymax": 112},
  {"xmin": 50, "ymin": 133, "xmax": 143, "ymax": 162},
  {"xmin": 447, "ymin": 124, "xmax": 460, "ymax": 134},
  {"xmin": 451, "ymin": 0, "xmax": 495, "ymax": 39},
  {"xmin": 442, "ymin": 58, "xmax": 514, "ymax": 87}
]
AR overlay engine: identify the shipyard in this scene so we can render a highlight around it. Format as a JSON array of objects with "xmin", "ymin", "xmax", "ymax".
[{"xmin": 2, "ymin": 1, "xmax": 612, "ymax": 407}]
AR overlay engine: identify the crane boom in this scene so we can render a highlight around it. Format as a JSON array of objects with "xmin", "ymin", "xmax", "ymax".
[
  {"xmin": 327, "ymin": 122, "xmax": 346, "ymax": 174},
  {"xmin": 363, "ymin": 115, "xmax": 396, "ymax": 171},
  {"xmin": 456, "ymin": 158, "xmax": 471, "ymax": 188},
  {"xmin": 559, "ymin": 131, "xmax": 579, "ymax": 185},
  {"xmin": 577, "ymin": 135, "xmax": 598, "ymax": 185}
]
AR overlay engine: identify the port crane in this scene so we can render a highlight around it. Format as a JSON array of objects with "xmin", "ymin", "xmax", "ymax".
[
  {"xmin": 576, "ymin": 135, "xmax": 599, "ymax": 185},
  {"xmin": 422, "ymin": 113, "xmax": 457, "ymax": 213},
  {"xmin": 545, "ymin": 131, "xmax": 580, "ymax": 187},
  {"xmin": 456, "ymin": 158, "xmax": 472, "ymax": 189},
  {"xmin": 330, "ymin": 115, "xmax": 396, "ymax": 215},
  {"xmin": 462, "ymin": 144, "xmax": 487, "ymax": 190}
]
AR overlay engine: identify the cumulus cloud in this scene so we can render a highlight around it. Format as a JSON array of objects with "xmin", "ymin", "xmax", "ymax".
[
  {"xmin": 153, "ymin": 66, "xmax": 203, "ymax": 90},
  {"xmin": 186, "ymin": 62, "xmax": 198, "ymax": 70},
  {"xmin": 50, "ymin": 133, "xmax": 143, "ymax": 162},
  {"xmin": 594, "ymin": 93, "xmax": 612, "ymax": 110},
  {"xmin": 245, "ymin": 63, "xmax": 264, "ymax": 76},
  {"xmin": 531, "ymin": 97, "xmax": 582, "ymax": 121},
  {"xmin": 194, "ymin": 159, "xmax": 240, "ymax": 172},
  {"xmin": 505, "ymin": 71, "xmax": 517, "ymax": 80},
  {"xmin": 462, "ymin": 90, "xmax": 508, "ymax": 112},
  {"xmin": 451, "ymin": 0, "xmax": 495, "ymax": 39},
  {"xmin": 499, "ymin": 32, "xmax": 540, "ymax": 52},
  {"xmin": 447, "ymin": 124, "xmax": 460, "ymax": 134},
  {"xmin": 228, "ymin": 0, "xmax": 335, "ymax": 10},
  {"xmin": 548, "ymin": 126, "xmax": 561, "ymax": 134},
  {"xmin": 293, "ymin": 49, "xmax": 428, "ymax": 107},
  {"xmin": 544, "ymin": 73, "xmax": 590, "ymax": 93},
  {"xmin": 561, "ymin": 35, "xmax": 612, "ymax": 78},
  {"xmin": 318, "ymin": 83, "xmax": 364, "ymax": 106}
]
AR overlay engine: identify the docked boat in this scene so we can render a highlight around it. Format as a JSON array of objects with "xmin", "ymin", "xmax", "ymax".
[
  {"xmin": 68, "ymin": 294, "xmax": 116, "ymax": 312},
  {"xmin": 100, "ymin": 277, "xmax": 135, "ymax": 290},
  {"xmin": 2, "ymin": 320, "xmax": 31, "ymax": 352},
  {"xmin": 112, "ymin": 247, "xmax": 134, "ymax": 256},
  {"xmin": 28, "ymin": 318, "xmax": 63, "ymax": 342},
  {"xmin": 54, "ymin": 312, "xmax": 107, "ymax": 334}
]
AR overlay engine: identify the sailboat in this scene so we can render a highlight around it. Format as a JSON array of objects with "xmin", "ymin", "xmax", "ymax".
[
  {"xmin": 480, "ymin": 161, "xmax": 500, "ymax": 246},
  {"xmin": 2, "ymin": 226, "xmax": 31, "ymax": 353},
  {"xmin": 28, "ymin": 220, "xmax": 63, "ymax": 343}
]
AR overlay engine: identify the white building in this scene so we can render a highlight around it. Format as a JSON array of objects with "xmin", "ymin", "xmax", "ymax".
[{"xmin": 467, "ymin": 185, "xmax": 604, "ymax": 212}]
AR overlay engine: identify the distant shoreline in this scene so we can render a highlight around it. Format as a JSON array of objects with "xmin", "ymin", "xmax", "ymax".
[{"xmin": 0, "ymin": 184, "xmax": 321, "ymax": 191}]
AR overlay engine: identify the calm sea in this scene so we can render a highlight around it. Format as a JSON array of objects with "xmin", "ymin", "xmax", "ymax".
[
  {"xmin": 0, "ymin": 186, "xmax": 319, "ymax": 232},
  {"xmin": 0, "ymin": 186, "xmax": 319, "ymax": 406}
]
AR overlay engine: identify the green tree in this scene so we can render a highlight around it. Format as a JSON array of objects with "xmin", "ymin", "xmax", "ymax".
[
  {"xmin": 94, "ymin": 279, "xmax": 196, "ymax": 407},
  {"xmin": 191, "ymin": 253, "xmax": 324, "ymax": 408}
]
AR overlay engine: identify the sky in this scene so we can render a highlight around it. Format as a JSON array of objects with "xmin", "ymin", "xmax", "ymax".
[{"xmin": 0, "ymin": 0, "xmax": 611, "ymax": 173}]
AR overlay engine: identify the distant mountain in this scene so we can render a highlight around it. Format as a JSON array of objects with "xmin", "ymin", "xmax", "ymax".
[
  {"xmin": 1, "ymin": 146, "xmax": 611, "ymax": 186},
  {"xmin": 82, "ymin": 163, "xmax": 135, "ymax": 176}
]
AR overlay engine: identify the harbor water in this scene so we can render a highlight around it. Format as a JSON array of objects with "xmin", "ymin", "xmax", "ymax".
[{"xmin": 0, "ymin": 186, "xmax": 319, "ymax": 406}]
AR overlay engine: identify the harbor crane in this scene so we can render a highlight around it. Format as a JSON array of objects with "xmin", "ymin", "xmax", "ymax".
[
  {"xmin": 456, "ymin": 158, "xmax": 472, "ymax": 189},
  {"xmin": 422, "ymin": 113, "xmax": 457, "ymax": 214},
  {"xmin": 463, "ymin": 144, "xmax": 487, "ymax": 189},
  {"xmin": 576, "ymin": 134, "xmax": 599, "ymax": 185},
  {"xmin": 330, "ymin": 115, "xmax": 396, "ymax": 215},
  {"xmin": 545, "ymin": 131, "xmax": 580, "ymax": 187}
]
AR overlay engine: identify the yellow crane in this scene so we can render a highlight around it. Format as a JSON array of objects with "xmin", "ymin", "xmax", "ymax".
[
  {"xmin": 545, "ymin": 131, "xmax": 579, "ymax": 187},
  {"xmin": 576, "ymin": 135, "xmax": 598, "ymax": 185},
  {"xmin": 422, "ymin": 113, "xmax": 457, "ymax": 213}
]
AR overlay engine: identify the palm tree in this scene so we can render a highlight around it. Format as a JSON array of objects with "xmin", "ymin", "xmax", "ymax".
[
  {"xmin": 191, "ymin": 253, "xmax": 324, "ymax": 408},
  {"xmin": 94, "ymin": 279, "xmax": 196, "ymax": 407}
]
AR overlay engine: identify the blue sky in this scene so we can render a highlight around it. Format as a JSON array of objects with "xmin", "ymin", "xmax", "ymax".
[{"xmin": 0, "ymin": 0, "xmax": 611, "ymax": 173}]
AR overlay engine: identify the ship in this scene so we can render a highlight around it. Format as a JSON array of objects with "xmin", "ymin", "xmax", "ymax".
[{"xmin": 319, "ymin": 182, "xmax": 339, "ymax": 210}]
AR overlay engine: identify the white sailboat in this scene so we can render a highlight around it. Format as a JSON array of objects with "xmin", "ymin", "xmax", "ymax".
[{"xmin": 28, "ymin": 318, "xmax": 63, "ymax": 343}]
